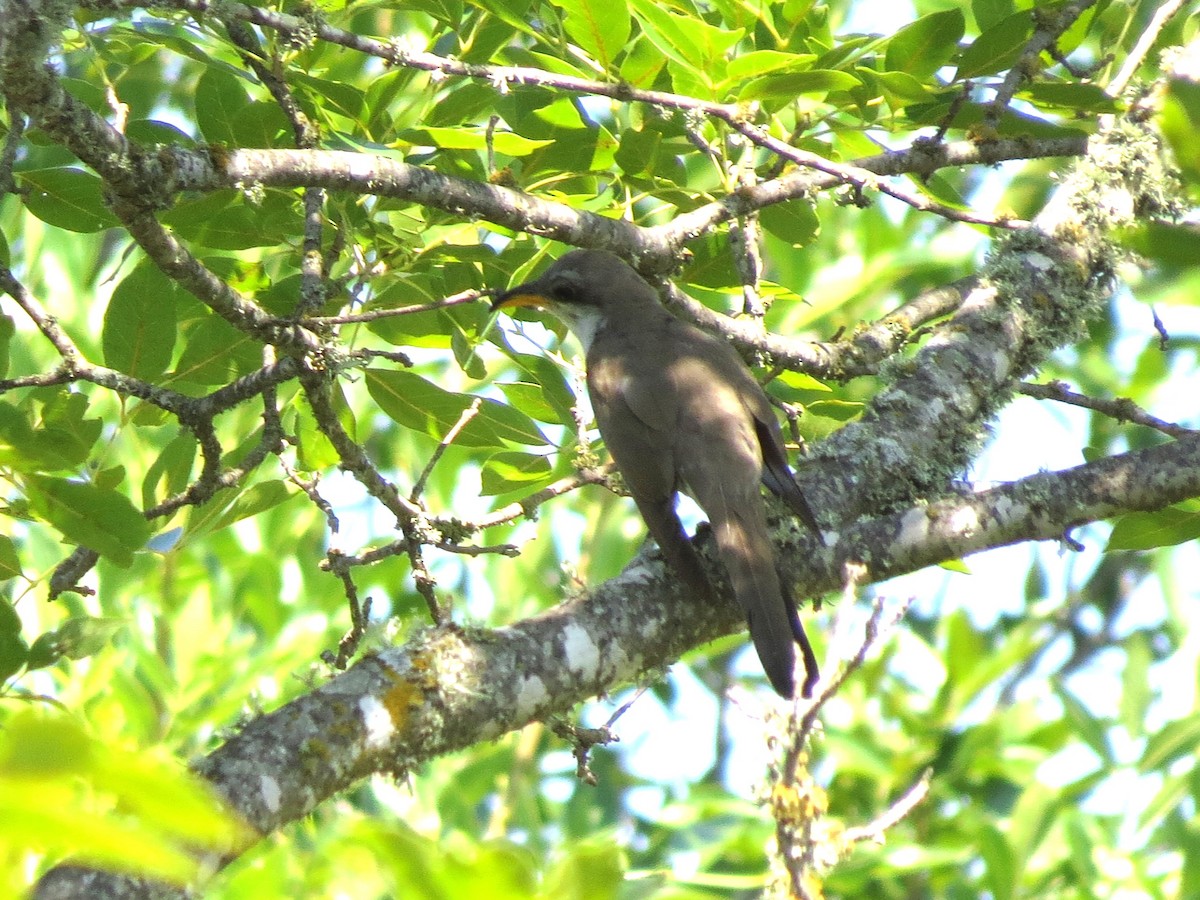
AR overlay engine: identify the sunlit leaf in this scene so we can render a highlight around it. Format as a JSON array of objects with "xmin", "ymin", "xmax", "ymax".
[
  {"xmin": 954, "ymin": 9, "xmax": 1034, "ymax": 80},
  {"xmin": 738, "ymin": 70, "xmax": 860, "ymax": 102},
  {"xmin": 885, "ymin": 9, "xmax": 964, "ymax": 79},
  {"xmin": 366, "ymin": 369, "xmax": 546, "ymax": 447},
  {"xmin": 18, "ymin": 168, "xmax": 118, "ymax": 233},
  {"xmin": 1108, "ymin": 502, "xmax": 1200, "ymax": 550},
  {"xmin": 103, "ymin": 263, "xmax": 179, "ymax": 380},
  {"xmin": 554, "ymin": 0, "xmax": 630, "ymax": 72},
  {"xmin": 480, "ymin": 451, "xmax": 552, "ymax": 495},
  {"xmin": 26, "ymin": 476, "xmax": 151, "ymax": 568},
  {"xmin": 195, "ymin": 66, "xmax": 250, "ymax": 144}
]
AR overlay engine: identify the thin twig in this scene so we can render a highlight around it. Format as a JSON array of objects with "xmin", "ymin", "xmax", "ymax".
[
  {"xmin": 1017, "ymin": 380, "xmax": 1195, "ymax": 437},
  {"xmin": 984, "ymin": 0, "xmax": 1099, "ymax": 128},
  {"xmin": 1108, "ymin": 0, "xmax": 1189, "ymax": 96},
  {"xmin": 841, "ymin": 769, "xmax": 933, "ymax": 844},
  {"xmin": 467, "ymin": 466, "xmax": 613, "ymax": 530},
  {"xmin": 411, "ymin": 397, "xmax": 482, "ymax": 503},
  {"xmin": 305, "ymin": 290, "xmax": 483, "ymax": 326}
]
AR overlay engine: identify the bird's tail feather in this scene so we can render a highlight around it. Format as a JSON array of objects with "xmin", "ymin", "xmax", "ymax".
[
  {"xmin": 713, "ymin": 513, "xmax": 797, "ymax": 698},
  {"xmin": 782, "ymin": 581, "xmax": 820, "ymax": 698}
]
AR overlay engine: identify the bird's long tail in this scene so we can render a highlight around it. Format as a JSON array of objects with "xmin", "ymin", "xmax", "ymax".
[{"xmin": 712, "ymin": 510, "xmax": 800, "ymax": 698}]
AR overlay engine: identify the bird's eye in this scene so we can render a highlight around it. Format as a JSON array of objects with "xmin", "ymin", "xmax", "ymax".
[{"xmin": 550, "ymin": 279, "xmax": 581, "ymax": 304}]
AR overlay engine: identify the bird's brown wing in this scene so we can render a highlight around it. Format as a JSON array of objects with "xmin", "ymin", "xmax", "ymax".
[
  {"xmin": 681, "ymin": 330, "xmax": 822, "ymax": 537},
  {"xmin": 587, "ymin": 341, "xmax": 710, "ymax": 599},
  {"xmin": 660, "ymin": 343, "xmax": 798, "ymax": 697}
]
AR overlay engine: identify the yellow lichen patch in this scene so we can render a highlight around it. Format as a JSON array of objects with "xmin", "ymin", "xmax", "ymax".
[
  {"xmin": 381, "ymin": 678, "xmax": 424, "ymax": 733},
  {"xmin": 771, "ymin": 772, "xmax": 829, "ymax": 824},
  {"xmin": 407, "ymin": 647, "xmax": 441, "ymax": 689}
]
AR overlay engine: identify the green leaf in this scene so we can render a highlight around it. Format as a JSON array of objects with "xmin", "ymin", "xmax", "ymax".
[
  {"xmin": 230, "ymin": 101, "xmax": 290, "ymax": 149},
  {"xmin": 0, "ymin": 314, "xmax": 14, "ymax": 378},
  {"xmin": 35, "ymin": 391, "xmax": 103, "ymax": 469},
  {"xmin": 618, "ymin": 31, "xmax": 667, "ymax": 87},
  {"xmin": 0, "ymin": 402, "xmax": 43, "ymax": 471},
  {"xmin": 0, "ymin": 593, "xmax": 19, "ymax": 633},
  {"xmin": 195, "ymin": 67, "xmax": 250, "ymax": 144},
  {"xmin": 972, "ymin": 0, "xmax": 1015, "ymax": 32},
  {"xmin": 126, "ymin": 118, "xmax": 196, "ymax": 146},
  {"xmin": 0, "ymin": 597, "xmax": 26, "ymax": 681},
  {"xmin": 507, "ymin": 353, "xmax": 576, "ymax": 423},
  {"xmin": 172, "ymin": 315, "xmax": 262, "ymax": 385},
  {"xmin": 480, "ymin": 451, "xmax": 552, "ymax": 495},
  {"xmin": 542, "ymin": 838, "xmax": 626, "ymax": 899},
  {"xmin": 467, "ymin": 0, "xmax": 537, "ymax": 35},
  {"xmin": 209, "ymin": 481, "xmax": 296, "ymax": 532},
  {"xmin": 954, "ymin": 10, "xmax": 1034, "ymax": 81},
  {"xmin": 365, "ymin": 369, "xmax": 546, "ymax": 447},
  {"xmin": 161, "ymin": 190, "xmax": 290, "ymax": 250},
  {"xmin": 725, "ymin": 50, "xmax": 816, "ymax": 81},
  {"xmin": 738, "ymin": 70, "xmax": 860, "ymax": 102},
  {"xmin": 497, "ymin": 381, "xmax": 564, "ymax": 424},
  {"xmin": 1054, "ymin": 682, "xmax": 1113, "ymax": 764},
  {"xmin": 885, "ymin": 9, "xmax": 965, "ymax": 79},
  {"xmin": 1140, "ymin": 713, "xmax": 1200, "ymax": 772},
  {"xmin": 805, "ymin": 399, "xmax": 863, "ymax": 422},
  {"xmin": 0, "ymin": 784, "xmax": 201, "ymax": 884},
  {"xmin": 103, "ymin": 263, "xmax": 179, "ymax": 380},
  {"xmin": 615, "ymin": 125, "xmax": 667, "ymax": 178},
  {"xmin": 93, "ymin": 465, "xmax": 126, "ymax": 492},
  {"xmin": 1006, "ymin": 783, "xmax": 1058, "ymax": 883},
  {"xmin": 1138, "ymin": 771, "xmax": 1191, "ymax": 835},
  {"xmin": 18, "ymin": 168, "xmax": 119, "ymax": 233},
  {"xmin": 295, "ymin": 388, "xmax": 353, "ymax": 471},
  {"xmin": 627, "ymin": 0, "xmax": 741, "ymax": 80},
  {"xmin": 1118, "ymin": 223, "xmax": 1200, "ymax": 268},
  {"xmin": 858, "ymin": 69, "xmax": 936, "ymax": 106},
  {"xmin": 771, "ymin": 369, "xmax": 832, "ymax": 394},
  {"xmin": 1160, "ymin": 77, "xmax": 1200, "ymax": 183},
  {"xmin": 759, "ymin": 200, "xmax": 820, "ymax": 247},
  {"xmin": 88, "ymin": 748, "xmax": 249, "ymax": 849},
  {"xmin": 0, "ymin": 711, "xmax": 93, "ymax": 776},
  {"xmin": 626, "ymin": 0, "xmax": 701, "ymax": 68},
  {"xmin": 26, "ymin": 475, "xmax": 152, "ymax": 568},
  {"xmin": 52, "ymin": 616, "xmax": 125, "ymax": 661},
  {"xmin": 397, "ymin": 127, "xmax": 553, "ymax": 156},
  {"xmin": 291, "ymin": 72, "xmax": 366, "ymax": 121},
  {"xmin": 1119, "ymin": 632, "xmax": 1153, "ymax": 739},
  {"xmin": 1020, "ymin": 81, "xmax": 1118, "ymax": 113},
  {"xmin": 0, "ymin": 712, "xmax": 248, "ymax": 883},
  {"xmin": 25, "ymin": 632, "xmax": 63, "ymax": 670},
  {"xmin": 978, "ymin": 824, "xmax": 1017, "ymax": 900},
  {"xmin": 554, "ymin": 0, "xmax": 630, "ymax": 71},
  {"xmin": 404, "ymin": 0, "xmax": 464, "ymax": 26},
  {"xmin": 141, "ymin": 431, "xmax": 198, "ymax": 510},
  {"xmin": 0, "ymin": 630, "xmax": 26, "ymax": 682},
  {"xmin": 0, "ymin": 399, "xmax": 99, "ymax": 473},
  {"xmin": 1107, "ymin": 503, "xmax": 1200, "ymax": 550}
]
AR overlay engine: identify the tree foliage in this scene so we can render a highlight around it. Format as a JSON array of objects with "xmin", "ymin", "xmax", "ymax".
[{"xmin": 2, "ymin": 0, "xmax": 1199, "ymax": 897}]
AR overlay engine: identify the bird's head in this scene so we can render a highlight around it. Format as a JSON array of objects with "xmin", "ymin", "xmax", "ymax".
[{"xmin": 492, "ymin": 250, "xmax": 652, "ymax": 350}]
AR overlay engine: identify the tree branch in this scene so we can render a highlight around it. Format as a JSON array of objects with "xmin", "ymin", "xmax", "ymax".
[{"xmin": 34, "ymin": 428, "xmax": 1200, "ymax": 897}]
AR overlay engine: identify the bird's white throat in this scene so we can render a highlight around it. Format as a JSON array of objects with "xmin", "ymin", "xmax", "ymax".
[{"xmin": 552, "ymin": 304, "xmax": 606, "ymax": 353}]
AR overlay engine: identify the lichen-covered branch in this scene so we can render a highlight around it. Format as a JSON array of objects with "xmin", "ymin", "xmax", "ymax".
[{"xmin": 33, "ymin": 427, "xmax": 1200, "ymax": 898}]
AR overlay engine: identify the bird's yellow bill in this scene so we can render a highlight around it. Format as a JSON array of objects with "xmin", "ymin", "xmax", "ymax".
[{"xmin": 492, "ymin": 291, "xmax": 548, "ymax": 311}]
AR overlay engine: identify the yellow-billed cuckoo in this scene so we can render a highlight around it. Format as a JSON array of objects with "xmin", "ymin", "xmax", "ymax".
[{"xmin": 494, "ymin": 249, "xmax": 821, "ymax": 698}]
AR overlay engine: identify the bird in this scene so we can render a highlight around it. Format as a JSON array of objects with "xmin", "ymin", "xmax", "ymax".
[{"xmin": 493, "ymin": 249, "xmax": 822, "ymax": 698}]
